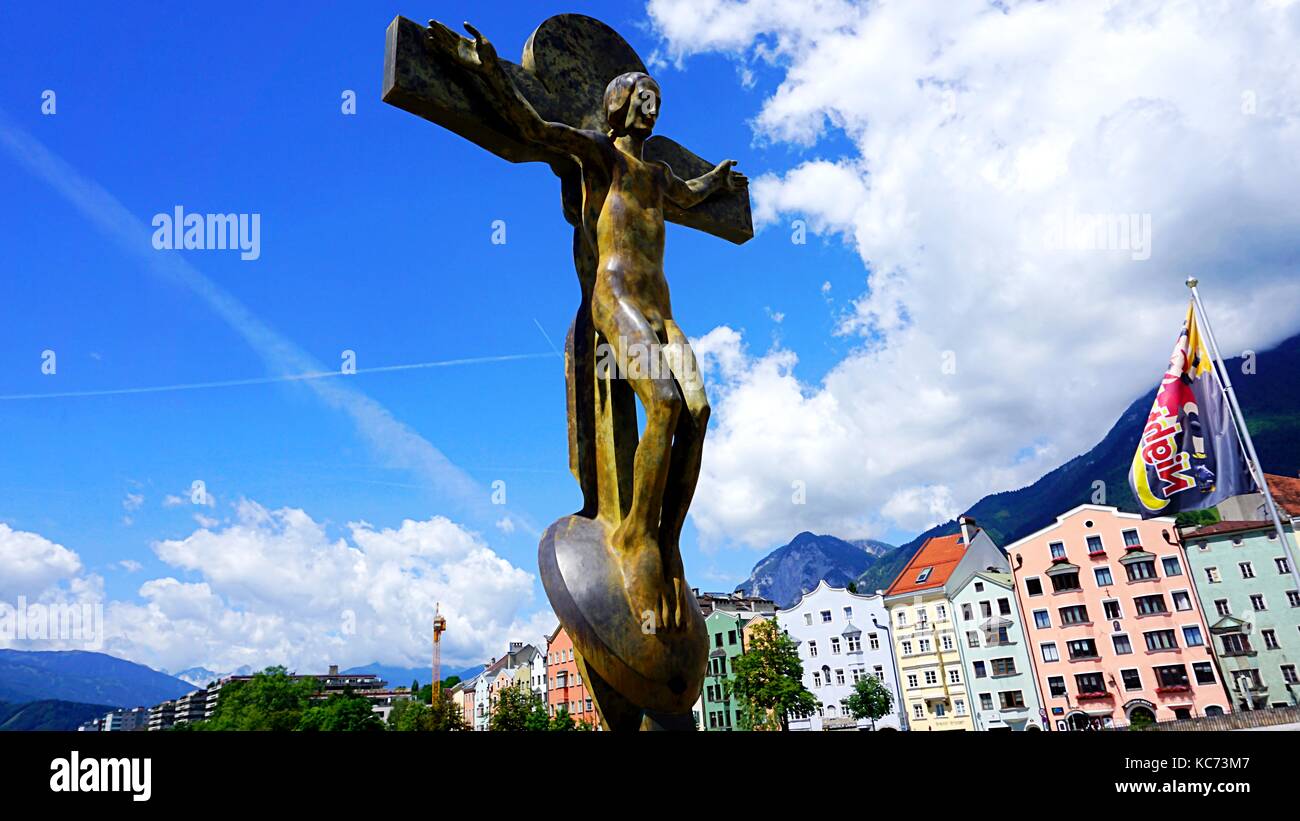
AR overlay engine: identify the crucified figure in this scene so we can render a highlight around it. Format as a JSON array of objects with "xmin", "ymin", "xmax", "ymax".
[{"xmin": 427, "ymin": 22, "xmax": 746, "ymax": 630}]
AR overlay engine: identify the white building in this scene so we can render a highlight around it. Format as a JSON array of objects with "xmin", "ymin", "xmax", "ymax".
[{"xmin": 779, "ymin": 581, "xmax": 903, "ymax": 730}]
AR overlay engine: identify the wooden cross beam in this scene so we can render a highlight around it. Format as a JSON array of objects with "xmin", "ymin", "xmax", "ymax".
[{"xmin": 382, "ymin": 14, "xmax": 753, "ymax": 244}]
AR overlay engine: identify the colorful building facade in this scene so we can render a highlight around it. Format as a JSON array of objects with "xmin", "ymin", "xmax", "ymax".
[
  {"xmin": 948, "ymin": 569, "xmax": 1045, "ymax": 730},
  {"xmin": 700, "ymin": 609, "xmax": 751, "ymax": 730},
  {"xmin": 884, "ymin": 519, "xmax": 1006, "ymax": 731},
  {"xmin": 545, "ymin": 625, "xmax": 598, "ymax": 728},
  {"xmin": 1180, "ymin": 518, "xmax": 1300, "ymax": 710},
  {"xmin": 1007, "ymin": 505, "xmax": 1229, "ymax": 729},
  {"xmin": 780, "ymin": 581, "xmax": 902, "ymax": 730}
]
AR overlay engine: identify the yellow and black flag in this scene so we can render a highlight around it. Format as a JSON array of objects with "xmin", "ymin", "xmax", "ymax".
[{"xmin": 1129, "ymin": 302, "xmax": 1255, "ymax": 518}]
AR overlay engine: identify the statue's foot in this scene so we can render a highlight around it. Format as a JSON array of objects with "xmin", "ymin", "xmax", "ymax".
[{"xmin": 611, "ymin": 523, "xmax": 682, "ymax": 633}]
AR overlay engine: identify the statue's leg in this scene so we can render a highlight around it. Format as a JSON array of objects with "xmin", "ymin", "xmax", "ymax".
[{"xmin": 658, "ymin": 319, "xmax": 710, "ymax": 557}]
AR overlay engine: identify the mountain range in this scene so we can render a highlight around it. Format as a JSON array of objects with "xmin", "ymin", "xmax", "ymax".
[
  {"xmin": 0, "ymin": 699, "xmax": 117, "ymax": 731},
  {"xmin": 733, "ymin": 532, "xmax": 895, "ymax": 608},
  {"xmin": 0, "ymin": 650, "xmax": 193, "ymax": 708},
  {"xmin": 737, "ymin": 332, "xmax": 1300, "ymax": 604}
]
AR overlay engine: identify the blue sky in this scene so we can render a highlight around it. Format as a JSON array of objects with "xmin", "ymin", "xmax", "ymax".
[
  {"xmin": 0, "ymin": 1, "xmax": 874, "ymax": 669},
  {"xmin": 5, "ymin": 0, "xmax": 1300, "ymax": 673}
]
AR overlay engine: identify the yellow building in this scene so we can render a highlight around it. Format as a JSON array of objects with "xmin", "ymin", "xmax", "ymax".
[{"xmin": 883, "ymin": 519, "xmax": 1006, "ymax": 731}]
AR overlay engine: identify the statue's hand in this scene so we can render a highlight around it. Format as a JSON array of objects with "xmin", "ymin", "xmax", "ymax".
[
  {"xmin": 426, "ymin": 20, "xmax": 498, "ymax": 71},
  {"xmin": 714, "ymin": 159, "xmax": 748, "ymax": 194}
]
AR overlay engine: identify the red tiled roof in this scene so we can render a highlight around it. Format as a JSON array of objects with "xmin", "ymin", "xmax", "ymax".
[
  {"xmin": 1182, "ymin": 520, "xmax": 1275, "ymax": 539},
  {"xmin": 885, "ymin": 533, "xmax": 967, "ymax": 596},
  {"xmin": 1265, "ymin": 473, "xmax": 1300, "ymax": 518}
]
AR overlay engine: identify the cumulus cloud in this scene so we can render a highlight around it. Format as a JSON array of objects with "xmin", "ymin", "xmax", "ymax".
[
  {"xmin": 1, "ymin": 505, "xmax": 553, "ymax": 675},
  {"xmin": 651, "ymin": 0, "xmax": 1300, "ymax": 547}
]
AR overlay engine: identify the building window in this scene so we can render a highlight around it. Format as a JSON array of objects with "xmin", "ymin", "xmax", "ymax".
[
  {"xmin": 1051, "ymin": 572, "xmax": 1081, "ymax": 593},
  {"xmin": 1041, "ymin": 642, "xmax": 1059, "ymax": 662},
  {"xmin": 809, "ymin": 641, "xmax": 818, "ymax": 657},
  {"xmin": 1215, "ymin": 599, "xmax": 1231, "ymax": 617},
  {"xmin": 836, "ymin": 669, "xmax": 846, "ymax": 685},
  {"xmin": 1034, "ymin": 609, "xmax": 1050, "ymax": 629},
  {"xmin": 917, "ymin": 607, "xmax": 929, "ymax": 626},
  {"xmin": 1240, "ymin": 562, "xmax": 1255, "ymax": 579},
  {"xmin": 830, "ymin": 637, "xmax": 841, "ymax": 655},
  {"xmin": 1059, "ymin": 605, "xmax": 1089, "ymax": 625},
  {"xmin": 980, "ymin": 601, "xmax": 992, "ymax": 619},
  {"xmin": 954, "ymin": 699, "xmax": 967, "ymax": 716},
  {"xmin": 897, "ymin": 610, "xmax": 908, "ymax": 625},
  {"xmin": 1087, "ymin": 535, "xmax": 1105, "ymax": 555},
  {"xmin": 1251, "ymin": 594, "xmax": 1267, "ymax": 611},
  {"xmin": 1067, "ymin": 639, "xmax": 1099, "ymax": 660},
  {"xmin": 1182, "ymin": 626, "xmax": 1204, "ymax": 647},
  {"xmin": 813, "ymin": 672, "xmax": 822, "ymax": 687},
  {"xmin": 918, "ymin": 638, "xmax": 932, "ymax": 653},
  {"xmin": 1205, "ymin": 567, "xmax": 1221, "ymax": 584},
  {"xmin": 1121, "ymin": 669, "xmax": 1142, "ymax": 691},
  {"xmin": 868, "ymin": 633, "xmax": 880, "ymax": 650},
  {"xmin": 1075, "ymin": 672, "xmax": 1106, "ymax": 695},
  {"xmin": 728, "ymin": 630, "xmax": 737, "ymax": 645},
  {"xmin": 967, "ymin": 630, "xmax": 980, "ymax": 648},
  {"xmin": 915, "ymin": 567, "xmax": 933, "ymax": 583},
  {"xmin": 1026, "ymin": 578, "xmax": 1043, "ymax": 596},
  {"xmin": 1123, "ymin": 529, "xmax": 1142, "ymax": 548},
  {"xmin": 804, "ymin": 613, "xmax": 813, "ymax": 626},
  {"xmin": 1154, "ymin": 665, "xmax": 1190, "ymax": 690},
  {"xmin": 1193, "ymin": 662, "xmax": 1216, "ymax": 685},
  {"xmin": 907, "ymin": 673, "xmax": 919, "ymax": 688},
  {"xmin": 962, "ymin": 603, "xmax": 973, "ymax": 621},
  {"xmin": 1262, "ymin": 629, "xmax": 1279, "ymax": 650},
  {"xmin": 1126, "ymin": 560, "xmax": 1157, "ymax": 582},
  {"xmin": 1134, "ymin": 595, "xmax": 1168, "ymax": 616},
  {"xmin": 924, "ymin": 670, "xmax": 938, "ymax": 685},
  {"xmin": 1113, "ymin": 634, "xmax": 1133, "ymax": 655},
  {"xmin": 998, "ymin": 598, "xmax": 1011, "ymax": 616},
  {"xmin": 844, "ymin": 606, "xmax": 853, "ymax": 620},
  {"xmin": 975, "ymin": 582, "xmax": 985, "ymax": 592},
  {"xmin": 1095, "ymin": 567, "xmax": 1114, "ymax": 586},
  {"xmin": 1289, "ymin": 591, "xmax": 1300, "ymax": 608},
  {"xmin": 821, "ymin": 610, "xmax": 833, "ymax": 623},
  {"xmin": 941, "ymin": 634, "xmax": 954, "ymax": 651},
  {"xmin": 1048, "ymin": 676, "xmax": 1067, "ymax": 698},
  {"xmin": 1220, "ymin": 633, "xmax": 1252, "ymax": 656},
  {"xmin": 991, "ymin": 658, "xmax": 1016, "ymax": 676},
  {"xmin": 1172, "ymin": 591, "xmax": 1192, "ymax": 611},
  {"xmin": 913, "ymin": 703, "xmax": 925, "ymax": 719},
  {"xmin": 1103, "ymin": 600, "xmax": 1122, "ymax": 620},
  {"xmin": 936, "ymin": 604, "xmax": 948, "ymax": 620},
  {"xmin": 1000, "ymin": 691, "xmax": 1026, "ymax": 709},
  {"xmin": 847, "ymin": 635, "xmax": 861, "ymax": 652},
  {"xmin": 1162, "ymin": 556, "xmax": 1183, "ymax": 577},
  {"xmin": 1144, "ymin": 629, "xmax": 1178, "ymax": 651},
  {"xmin": 1050, "ymin": 541, "xmax": 1066, "ymax": 559},
  {"xmin": 973, "ymin": 661, "xmax": 987, "ymax": 678},
  {"xmin": 900, "ymin": 640, "xmax": 912, "ymax": 656},
  {"xmin": 948, "ymin": 669, "xmax": 961, "ymax": 684},
  {"xmin": 980, "ymin": 693, "xmax": 994, "ymax": 711},
  {"xmin": 1277, "ymin": 557, "xmax": 1291, "ymax": 575},
  {"xmin": 1283, "ymin": 665, "xmax": 1299, "ymax": 685}
]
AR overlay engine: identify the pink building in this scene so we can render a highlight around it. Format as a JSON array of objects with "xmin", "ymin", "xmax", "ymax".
[{"xmin": 1007, "ymin": 505, "xmax": 1229, "ymax": 730}]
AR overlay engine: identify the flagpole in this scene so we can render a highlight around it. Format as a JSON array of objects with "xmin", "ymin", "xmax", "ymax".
[{"xmin": 1185, "ymin": 277, "xmax": 1300, "ymax": 591}]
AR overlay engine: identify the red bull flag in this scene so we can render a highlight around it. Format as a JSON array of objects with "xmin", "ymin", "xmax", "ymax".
[{"xmin": 1129, "ymin": 301, "xmax": 1255, "ymax": 518}]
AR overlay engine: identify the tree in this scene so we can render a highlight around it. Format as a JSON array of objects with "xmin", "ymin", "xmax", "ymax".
[
  {"xmin": 199, "ymin": 666, "xmax": 319, "ymax": 731},
  {"xmin": 297, "ymin": 692, "xmax": 384, "ymax": 732},
  {"xmin": 847, "ymin": 582, "xmax": 858, "ymax": 594},
  {"xmin": 388, "ymin": 689, "xmax": 467, "ymax": 731},
  {"xmin": 843, "ymin": 674, "xmax": 894, "ymax": 730},
  {"xmin": 549, "ymin": 707, "xmax": 577, "ymax": 731},
  {"xmin": 1176, "ymin": 508, "xmax": 1221, "ymax": 528},
  {"xmin": 726, "ymin": 618, "xmax": 818, "ymax": 731},
  {"xmin": 411, "ymin": 678, "xmax": 420, "ymax": 694},
  {"xmin": 488, "ymin": 685, "xmax": 547, "ymax": 731}
]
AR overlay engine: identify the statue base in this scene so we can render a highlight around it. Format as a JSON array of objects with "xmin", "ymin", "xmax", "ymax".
[{"xmin": 539, "ymin": 514, "xmax": 707, "ymax": 730}]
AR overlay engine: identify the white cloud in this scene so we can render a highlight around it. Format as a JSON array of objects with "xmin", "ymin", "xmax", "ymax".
[
  {"xmin": 122, "ymin": 492, "xmax": 144, "ymax": 512},
  {"xmin": 162, "ymin": 495, "xmax": 184, "ymax": 508},
  {"xmin": 652, "ymin": 0, "xmax": 1300, "ymax": 548},
  {"xmin": 0, "ymin": 504, "xmax": 553, "ymax": 676},
  {"xmin": 119, "ymin": 559, "xmax": 143, "ymax": 573}
]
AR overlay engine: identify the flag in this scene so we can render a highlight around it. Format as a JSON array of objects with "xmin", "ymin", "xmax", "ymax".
[{"xmin": 1129, "ymin": 301, "xmax": 1255, "ymax": 518}]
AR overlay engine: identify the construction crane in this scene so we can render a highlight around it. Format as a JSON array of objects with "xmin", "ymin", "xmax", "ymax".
[{"xmin": 432, "ymin": 603, "xmax": 447, "ymax": 701}]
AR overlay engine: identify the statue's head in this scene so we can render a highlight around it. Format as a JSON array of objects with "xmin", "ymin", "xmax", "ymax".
[{"xmin": 604, "ymin": 72, "xmax": 660, "ymax": 137}]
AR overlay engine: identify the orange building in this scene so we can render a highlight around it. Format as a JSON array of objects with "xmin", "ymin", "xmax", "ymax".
[{"xmin": 546, "ymin": 625, "xmax": 598, "ymax": 728}]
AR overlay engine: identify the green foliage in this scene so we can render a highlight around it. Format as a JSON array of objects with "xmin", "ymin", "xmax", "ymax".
[
  {"xmin": 442, "ymin": 675, "xmax": 461, "ymax": 689},
  {"xmin": 843, "ymin": 674, "xmax": 893, "ymax": 728},
  {"xmin": 416, "ymin": 684, "xmax": 434, "ymax": 704},
  {"xmin": 199, "ymin": 667, "xmax": 319, "ymax": 731},
  {"xmin": 488, "ymin": 685, "xmax": 547, "ymax": 731},
  {"xmin": 549, "ymin": 707, "xmax": 576, "ymax": 731},
  {"xmin": 726, "ymin": 618, "xmax": 818, "ymax": 731},
  {"xmin": 411, "ymin": 678, "xmax": 420, "ymax": 694},
  {"xmin": 1176, "ymin": 507, "xmax": 1222, "ymax": 528},
  {"xmin": 846, "ymin": 582, "xmax": 858, "ymax": 594},
  {"xmin": 388, "ymin": 689, "xmax": 467, "ymax": 731},
  {"xmin": 297, "ymin": 692, "xmax": 384, "ymax": 732}
]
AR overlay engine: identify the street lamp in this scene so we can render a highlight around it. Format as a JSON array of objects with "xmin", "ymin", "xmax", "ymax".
[{"xmin": 873, "ymin": 614, "xmax": 908, "ymax": 731}]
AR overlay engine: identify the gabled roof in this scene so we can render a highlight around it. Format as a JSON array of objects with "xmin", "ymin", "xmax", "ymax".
[
  {"xmin": 1265, "ymin": 473, "xmax": 1300, "ymax": 517},
  {"xmin": 885, "ymin": 533, "xmax": 967, "ymax": 597},
  {"xmin": 1185, "ymin": 519, "xmax": 1287, "ymax": 540}
]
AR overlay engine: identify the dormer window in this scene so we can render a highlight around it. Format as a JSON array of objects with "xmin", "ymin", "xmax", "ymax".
[{"xmin": 916, "ymin": 567, "xmax": 933, "ymax": 583}]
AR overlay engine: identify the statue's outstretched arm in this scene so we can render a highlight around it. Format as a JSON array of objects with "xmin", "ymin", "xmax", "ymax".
[
  {"xmin": 661, "ymin": 159, "xmax": 748, "ymax": 209},
  {"xmin": 428, "ymin": 20, "xmax": 601, "ymax": 164}
]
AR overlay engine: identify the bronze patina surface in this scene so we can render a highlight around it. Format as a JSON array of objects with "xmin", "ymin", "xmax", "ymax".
[{"xmin": 384, "ymin": 13, "xmax": 752, "ymax": 730}]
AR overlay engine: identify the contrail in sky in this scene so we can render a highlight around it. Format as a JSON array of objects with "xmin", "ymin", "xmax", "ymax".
[{"xmin": 0, "ymin": 112, "xmax": 517, "ymax": 526}]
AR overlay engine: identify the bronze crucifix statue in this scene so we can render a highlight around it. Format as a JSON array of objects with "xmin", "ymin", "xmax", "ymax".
[{"xmin": 383, "ymin": 13, "xmax": 752, "ymax": 730}]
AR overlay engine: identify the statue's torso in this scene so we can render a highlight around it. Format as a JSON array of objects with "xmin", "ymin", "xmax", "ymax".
[{"xmin": 591, "ymin": 147, "xmax": 671, "ymax": 332}]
